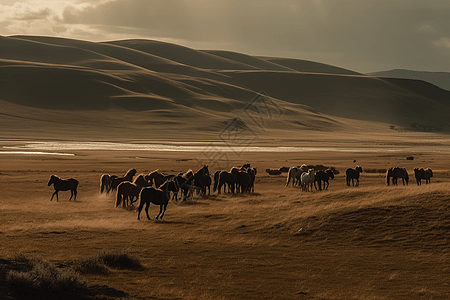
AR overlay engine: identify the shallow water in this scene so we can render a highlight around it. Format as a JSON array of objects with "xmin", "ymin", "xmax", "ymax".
[{"xmin": 0, "ymin": 140, "xmax": 439, "ymax": 156}]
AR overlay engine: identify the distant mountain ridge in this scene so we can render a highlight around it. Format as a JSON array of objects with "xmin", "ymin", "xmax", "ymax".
[
  {"xmin": 367, "ymin": 69, "xmax": 450, "ymax": 92},
  {"xmin": 1, "ymin": 35, "xmax": 450, "ymax": 141}
]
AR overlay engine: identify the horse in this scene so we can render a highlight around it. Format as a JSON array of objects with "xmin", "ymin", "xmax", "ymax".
[
  {"xmin": 386, "ymin": 167, "xmax": 409, "ymax": 186},
  {"xmin": 213, "ymin": 170, "xmax": 221, "ymax": 192},
  {"xmin": 172, "ymin": 170, "xmax": 194, "ymax": 201},
  {"xmin": 247, "ymin": 167, "xmax": 257, "ymax": 192},
  {"xmin": 414, "ymin": 168, "xmax": 433, "ymax": 185},
  {"xmin": 110, "ymin": 169, "xmax": 137, "ymax": 191},
  {"xmin": 300, "ymin": 169, "xmax": 315, "ymax": 192},
  {"xmin": 285, "ymin": 165, "xmax": 308, "ymax": 187},
  {"xmin": 236, "ymin": 170, "xmax": 251, "ymax": 193},
  {"xmin": 115, "ymin": 174, "xmax": 151, "ymax": 208},
  {"xmin": 193, "ymin": 165, "xmax": 210, "ymax": 196},
  {"xmin": 99, "ymin": 174, "xmax": 116, "ymax": 194},
  {"xmin": 146, "ymin": 170, "xmax": 174, "ymax": 188},
  {"xmin": 47, "ymin": 175, "xmax": 78, "ymax": 201},
  {"xmin": 346, "ymin": 166, "xmax": 363, "ymax": 186},
  {"xmin": 314, "ymin": 169, "xmax": 334, "ymax": 190},
  {"xmin": 137, "ymin": 180, "xmax": 176, "ymax": 220},
  {"xmin": 217, "ymin": 171, "xmax": 236, "ymax": 194}
]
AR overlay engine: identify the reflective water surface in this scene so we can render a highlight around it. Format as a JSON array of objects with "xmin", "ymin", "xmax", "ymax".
[{"xmin": 1, "ymin": 140, "xmax": 442, "ymax": 156}]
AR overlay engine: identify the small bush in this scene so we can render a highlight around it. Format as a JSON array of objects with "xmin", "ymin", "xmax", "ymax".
[
  {"xmin": 72, "ymin": 257, "xmax": 109, "ymax": 275},
  {"xmin": 97, "ymin": 250, "xmax": 143, "ymax": 270},
  {"xmin": 7, "ymin": 259, "xmax": 84, "ymax": 297}
]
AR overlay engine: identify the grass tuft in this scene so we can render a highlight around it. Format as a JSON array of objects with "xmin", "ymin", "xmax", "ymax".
[
  {"xmin": 96, "ymin": 250, "xmax": 143, "ymax": 270},
  {"xmin": 7, "ymin": 257, "xmax": 84, "ymax": 297},
  {"xmin": 72, "ymin": 256, "xmax": 109, "ymax": 275}
]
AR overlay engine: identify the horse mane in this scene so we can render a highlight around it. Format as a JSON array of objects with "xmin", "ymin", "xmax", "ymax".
[
  {"xmin": 133, "ymin": 174, "xmax": 146, "ymax": 183},
  {"xmin": 50, "ymin": 174, "xmax": 61, "ymax": 180},
  {"xmin": 124, "ymin": 168, "xmax": 137, "ymax": 177}
]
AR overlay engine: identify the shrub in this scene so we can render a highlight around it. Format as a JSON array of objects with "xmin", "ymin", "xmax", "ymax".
[
  {"xmin": 96, "ymin": 250, "xmax": 143, "ymax": 270},
  {"xmin": 7, "ymin": 259, "xmax": 84, "ymax": 297},
  {"xmin": 72, "ymin": 257, "xmax": 109, "ymax": 275}
]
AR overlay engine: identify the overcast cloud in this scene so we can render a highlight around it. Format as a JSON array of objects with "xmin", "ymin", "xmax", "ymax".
[{"xmin": 1, "ymin": 0, "xmax": 449, "ymax": 73}]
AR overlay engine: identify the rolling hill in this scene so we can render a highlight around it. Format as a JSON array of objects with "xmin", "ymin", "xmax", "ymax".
[
  {"xmin": 1, "ymin": 35, "xmax": 450, "ymax": 141},
  {"xmin": 368, "ymin": 69, "xmax": 450, "ymax": 92}
]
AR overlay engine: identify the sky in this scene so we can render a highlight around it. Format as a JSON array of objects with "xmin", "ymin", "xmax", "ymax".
[{"xmin": 0, "ymin": 0, "xmax": 449, "ymax": 73}]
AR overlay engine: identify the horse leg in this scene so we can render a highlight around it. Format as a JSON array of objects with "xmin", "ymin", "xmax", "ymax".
[
  {"xmin": 160, "ymin": 203, "xmax": 168, "ymax": 220},
  {"xmin": 50, "ymin": 191, "xmax": 58, "ymax": 201},
  {"xmin": 156, "ymin": 204, "xmax": 163, "ymax": 220},
  {"xmin": 144, "ymin": 202, "xmax": 151, "ymax": 220},
  {"xmin": 137, "ymin": 200, "xmax": 145, "ymax": 220}
]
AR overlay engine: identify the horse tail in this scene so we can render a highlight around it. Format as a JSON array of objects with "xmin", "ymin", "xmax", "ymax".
[
  {"xmin": 429, "ymin": 169, "xmax": 433, "ymax": 177},
  {"xmin": 386, "ymin": 169, "xmax": 390, "ymax": 186},
  {"xmin": 285, "ymin": 170, "xmax": 291, "ymax": 187},
  {"xmin": 115, "ymin": 186, "xmax": 122, "ymax": 207},
  {"xmin": 213, "ymin": 171, "xmax": 219, "ymax": 192}
]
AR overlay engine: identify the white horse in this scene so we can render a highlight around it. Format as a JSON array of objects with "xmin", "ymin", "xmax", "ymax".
[
  {"xmin": 285, "ymin": 164, "xmax": 308, "ymax": 187},
  {"xmin": 300, "ymin": 169, "xmax": 315, "ymax": 192}
]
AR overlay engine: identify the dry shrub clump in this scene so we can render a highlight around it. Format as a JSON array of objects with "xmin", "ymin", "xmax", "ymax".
[
  {"xmin": 7, "ymin": 255, "xmax": 84, "ymax": 298},
  {"xmin": 74, "ymin": 249, "xmax": 143, "ymax": 274},
  {"xmin": 97, "ymin": 250, "xmax": 143, "ymax": 270}
]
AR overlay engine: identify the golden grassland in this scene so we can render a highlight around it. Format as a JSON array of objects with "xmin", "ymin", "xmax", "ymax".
[{"xmin": 1, "ymin": 148, "xmax": 450, "ymax": 300}]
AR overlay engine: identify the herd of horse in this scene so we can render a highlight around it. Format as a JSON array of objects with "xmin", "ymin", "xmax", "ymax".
[
  {"xmin": 100, "ymin": 164, "xmax": 256, "ymax": 220},
  {"xmin": 46, "ymin": 163, "xmax": 434, "ymax": 220}
]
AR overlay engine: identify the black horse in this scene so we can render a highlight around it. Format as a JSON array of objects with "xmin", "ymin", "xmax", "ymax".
[
  {"xmin": 172, "ymin": 170, "xmax": 194, "ymax": 201},
  {"xmin": 48, "ymin": 175, "xmax": 78, "ymax": 201},
  {"xmin": 386, "ymin": 167, "xmax": 409, "ymax": 186},
  {"xmin": 314, "ymin": 169, "xmax": 334, "ymax": 190},
  {"xmin": 346, "ymin": 166, "xmax": 363, "ymax": 186},
  {"xmin": 110, "ymin": 168, "xmax": 137, "ymax": 191},
  {"xmin": 414, "ymin": 168, "xmax": 433, "ymax": 185},
  {"xmin": 137, "ymin": 180, "xmax": 177, "ymax": 220},
  {"xmin": 193, "ymin": 165, "xmax": 210, "ymax": 196},
  {"xmin": 216, "ymin": 170, "xmax": 236, "ymax": 194}
]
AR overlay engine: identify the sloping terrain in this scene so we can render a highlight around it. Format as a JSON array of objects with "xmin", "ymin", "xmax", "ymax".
[
  {"xmin": 368, "ymin": 69, "xmax": 450, "ymax": 92},
  {"xmin": 1, "ymin": 35, "xmax": 450, "ymax": 141}
]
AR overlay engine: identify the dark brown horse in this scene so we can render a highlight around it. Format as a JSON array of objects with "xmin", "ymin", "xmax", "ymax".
[
  {"xmin": 314, "ymin": 169, "xmax": 334, "ymax": 190},
  {"xmin": 193, "ymin": 165, "xmax": 210, "ymax": 196},
  {"xmin": 414, "ymin": 168, "xmax": 433, "ymax": 185},
  {"xmin": 247, "ymin": 167, "xmax": 257, "ymax": 192},
  {"xmin": 172, "ymin": 170, "xmax": 194, "ymax": 201},
  {"xmin": 100, "ymin": 174, "xmax": 118, "ymax": 194},
  {"xmin": 115, "ymin": 174, "xmax": 151, "ymax": 207},
  {"xmin": 236, "ymin": 170, "xmax": 251, "ymax": 193},
  {"xmin": 110, "ymin": 169, "xmax": 137, "ymax": 191},
  {"xmin": 346, "ymin": 166, "xmax": 363, "ymax": 186},
  {"xmin": 216, "ymin": 171, "xmax": 236, "ymax": 194},
  {"xmin": 48, "ymin": 175, "xmax": 78, "ymax": 201},
  {"xmin": 146, "ymin": 170, "xmax": 174, "ymax": 188},
  {"xmin": 137, "ymin": 180, "xmax": 178, "ymax": 220},
  {"xmin": 386, "ymin": 167, "xmax": 409, "ymax": 186}
]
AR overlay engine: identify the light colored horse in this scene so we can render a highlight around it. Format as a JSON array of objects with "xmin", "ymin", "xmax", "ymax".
[
  {"xmin": 285, "ymin": 164, "xmax": 308, "ymax": 187},
  {"xmin": 300, "ymin": 169, "xmax": 315, "ymax": 192}
]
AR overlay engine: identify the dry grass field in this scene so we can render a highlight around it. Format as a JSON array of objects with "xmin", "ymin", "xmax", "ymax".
[
  {"xmin": 1, "ymin": 35, "xmax": 450, "ymax": 299},
  {"xmin": 2, "ymin": 143, "xmax": 450, "ymax": 300}
]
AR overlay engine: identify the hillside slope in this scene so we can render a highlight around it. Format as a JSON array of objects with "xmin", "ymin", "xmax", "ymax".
[
  {"xmin": 1, "ymin": 35, "xmax": 450, "ymax": 141},
  {"xmin": 368, "ymin": 69, "xmax": 450, "ymax": 92}
]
